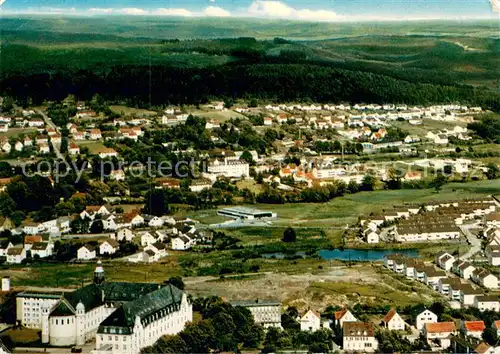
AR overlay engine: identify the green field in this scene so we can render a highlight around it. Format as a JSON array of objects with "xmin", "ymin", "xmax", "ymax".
[{"xmin": 186, "ymin": 179, "xmax": 500, "ymax": 228}]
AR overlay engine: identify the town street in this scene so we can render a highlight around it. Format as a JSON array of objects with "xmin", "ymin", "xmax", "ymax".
[
  {"xmin": 36, "ymin": 109, "xmax": 65, "ymax": 161},
  {"xmin": 460, "ymin": 224, "xmax": 482, "ymax": 260}
]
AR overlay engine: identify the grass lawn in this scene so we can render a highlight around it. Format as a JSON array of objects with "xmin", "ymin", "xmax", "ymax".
[
  {"xmin": 391, "ymin": 119, "xmax": 466, "ymax": 137},
  {"xmin": 1, "ymin": 260, "xmax": 183, "ymax": 288},
  {"xmin": 0, "ymin": 128, "xmax": 37, "ymax": 138},
  {"xmin": 110, "ymin": 105, "xmax": 157, "ymax": 117},
  {"xmin": 185, "ymin": 179, "xmax": 498, "ymax": 229},
  {"xmin": 190, "ymin": 109, "xmax": 247, "ymax": 122},
  {"xmin": 76, "ymin": 141, "xmax": 106, "ymax": 154}
]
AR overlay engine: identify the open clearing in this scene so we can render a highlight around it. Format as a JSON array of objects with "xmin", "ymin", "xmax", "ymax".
[
  {"xmin": 110, "ymin": 105, "xmax": 157, "ymax": 117},
  {"xmin": 185, "ymin": 264, "xmax": 442, "ymax": 310}
]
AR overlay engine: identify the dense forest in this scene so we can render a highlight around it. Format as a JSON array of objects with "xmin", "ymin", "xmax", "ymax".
[{"xmin": 2, "ymin": 62, "xmax": 500, "ymax": 110}]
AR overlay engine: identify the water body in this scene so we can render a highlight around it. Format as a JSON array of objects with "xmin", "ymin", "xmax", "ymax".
[
  {"xmin": 262, "ymin": 249, "xmax": 418, "ymax": 261},
  {"xmin": 318, "ymin": 249, "xmax": 418, "ymax": 261}
]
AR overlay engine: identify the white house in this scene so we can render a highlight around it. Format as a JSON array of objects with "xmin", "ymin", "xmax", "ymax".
[
  {"xmin": 140, "ymin": 232, "xmax": 157, "ymax": 247},
  {"xmin": 474, "ymin": 295, "xmax": 500, "ymax": 312},
  {"xmin": 129, "ymin": 214, "xmax": 144, "ymax": 227},
  {"xmin": 334, "ymin": 308, "xmax": 357, "ymax": 328},
  {"xmin": 343, "ymin": 322, "xmax": 378, "ymax": 353},
  {"xmin": 300, "ymin": 309, "xmax": 321, "ymax": 332},
  {"xmin": 7, "ymin": 247, "xmax": 26, "ymax": 264},
  {"xmin": 435, "ymin": 252, "xmax": 455, "ymax": 271},
  {"xmin": 171, "ymin": 236, "xmax": 192, "ymax": 251},
  {"xmin": 115, "ymin": 228, "xmax": 134, "ymax": 242},
  {"xmin": 416, "ymin": 309, "xmax": 437, "ymax": 330},
  {"xmin": 99, "ymin": 239, "xmax": 119, "ymax": 255},
  {"xmin": 30, "ymin": 242, "xmax": 54, "ymax": 259},
  {"xmin": 382, "ymin": 309, "xmax": 406, "ymax": 331},
  {"xmin": 148, "ymin": 216, "xmax": 164, "ymax": 228},
  {"xmin": 77, "ymin": 245, "xmax": 96, "ymax": 260}
]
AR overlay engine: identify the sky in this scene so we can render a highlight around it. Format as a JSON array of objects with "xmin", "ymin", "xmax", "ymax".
[{"xmin": 0, "ymin": 0, "xmax": 498, "ymax": 21}]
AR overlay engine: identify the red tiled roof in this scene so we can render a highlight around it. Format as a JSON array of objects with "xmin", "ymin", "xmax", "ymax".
[
  {"xmin": 464, "ymin": 321, "xmax": 485, "ymax": 332},
  {"xmin": 494, "ymin": 320, "xmax": 500, "ymax": 329},
  {"xmin": 383, "ymin": 308, "xmax": 397, "ymax": 323},
  {"xmin": 425, "ymin": 322, "xmax": 456, "ymax": 333},
  {"xmin": 334, "ymin": 308, "xmax": 348, "ymax": 320},
  {"xmin": 24, "ymin": 235, "xmax": 43, "ymax": 244}
]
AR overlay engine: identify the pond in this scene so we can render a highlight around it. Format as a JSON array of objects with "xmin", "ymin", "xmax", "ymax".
[{"xmin": 262, "ymin": 248, "xmax": 418, "ymax": 261}]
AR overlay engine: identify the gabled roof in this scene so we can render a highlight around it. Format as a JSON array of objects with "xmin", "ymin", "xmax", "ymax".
[
  {"xmin": 31, "ymin": 242, "xmax": 50, "ymax": 251},
  {"xmin": 301, "ymin": 309, "xmax": 320, "ymax": 320},
  {"xmin": 475, "ymin": 342, "xmax": 491, "ymax": 354},
  {"xmin": 343, "ymin": 322, "xmax": 374, "ymax": 337},
  {"xmin": 50, "ymin": 299, "xmax": 75, "ymax": 317},
  {"xmin": 101, "ymin": 239, "xmax": 119, "ymax": 248},
  {"xmin": 464, "ymin": 321, "xmax": 485, "ymax": 332},
  {"xmin": 334, "ymin": 308, "xmax": 349, "ymax": 320},
  {"xmin": 383, "ymin": 308, "xmax": 398, "ymax": 323},
  {"xmin": 425, "ymin": 322, "xmax": 456, "ymax": 333}
]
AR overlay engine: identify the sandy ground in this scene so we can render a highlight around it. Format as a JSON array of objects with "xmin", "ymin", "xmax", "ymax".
[{"xmin": 185, "ymin": 264, "xmax": 440, "ymax": 311}]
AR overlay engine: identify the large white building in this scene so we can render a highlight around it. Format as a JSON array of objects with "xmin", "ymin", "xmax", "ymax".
[
  {"xmin": 230, "ymin": 299, "xmax": 282, "ymax": 328},
  {"xmin": 207, "ymin": 159, "xmax": 249, "ymax": 178},
  {"xmin": 16, "ymin": 263, "xmax": 191, "ymax": 354}
]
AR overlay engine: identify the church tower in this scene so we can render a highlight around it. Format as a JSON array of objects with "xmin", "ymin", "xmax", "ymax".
[{"xmin": 93, "ymin": 260, "xmax": 105, "ymax": 285}]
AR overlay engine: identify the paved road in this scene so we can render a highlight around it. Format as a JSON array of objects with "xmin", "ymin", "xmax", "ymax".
[
  {"xmin": 460, "ymin": 224, "xmax": 482, "ymax": 259},
  {"xmin": 37, "ymin": 110, "xmax": 64, "ymax": 161}
]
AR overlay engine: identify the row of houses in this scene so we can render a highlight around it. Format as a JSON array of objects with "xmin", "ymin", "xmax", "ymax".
[
  {"xmin": 360, "ymin": 197, "xmax": 497, "ymax": 244},
  {"xmin": 385, "ymin": 254, "xmax": 498, "ymax": 309}
]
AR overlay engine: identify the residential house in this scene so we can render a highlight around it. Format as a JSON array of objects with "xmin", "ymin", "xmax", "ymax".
[
  {"xmin": 140, "ymin": 232, "xmax": 157, "ymax": 247},
  {"xmin": 144, "ymin": 242, "xmax": 167, "ymax": 259},
  {"xmin": 171, "ymin": 236, "xmax": 192, "ymax": 251},
  {"xmin": 382, "ymin": 309, "xmax": 406, "ymax": 331},
  {"xmin": 458, "ymin": 261, "xmax": 476, "ymax": 280},
  {"xmin": 7, "ymin": 247, "xmax": 26, "ymax": 264},
  {"xmin": 30, "ymin": 242, "xmax": 53, "ymax": 259},
  {"xmin": 474, "ymin": 296, "xmax": 500, "ymax": 312},
  {"xmin": 99, "ymin": 239, "xmax": 119, "ymax": 255},
  {"xmin": 38, "ymin": 143, "xmax": 50, "ymax": 154},
  {"xmin": 115, "ymin": 228, "xmax": 134, "ymax": 242},
  {"xmin": 343, "ymin": 322, "xmax": 378, "ymax": 353},
  {"xmin": 474, "ymin": 342, "xmax": 495, "ymax": 354},
  {"xmin": 23, "ymin": 235, "xmax": 43, "ymax": 250},
  {"xmin": 14, "ymin": 141, "xmax": 24, "ymax": 152},
  {"xmin": 147, "ymin": 216, "xmax": 164, "ymax": 228},
  {"xmin": 23, "ymin": 223, "xmax": 42, "ymax": 235},
  {"xmin": 77, "ymin": 245, "xmax": 96, "ymax": 260},
  {"xmin": 424, "ymin": 268, "xmax": 447, "ymax": 290},
  {"xmin": 68, "ymin": 143, "xmax": 80, "ymax": 155},
  {"xmin": 424, "ymin": 322, "xmax": 456, "ymax": 349},
  {"xmin": 460, "ymin": 286, "xmax": 483, "ymax": 306},
  {"xmin": 97, "ymin": 148, "xmax": 118, "ymax": 159},
  {"xmin": 334, "ymin": 308, "xmax": 357, "ymax": 329},
  {"xmin": 89, "ymin": 129, "xmax": 102, "ymax": 140},
  {"xmin": 436, "ymin": 251, "xmax": 455, "ymax": 271},
  {"xmin": 0, "ymin": 241, "xmax": 13, "ymax": 257},
  {"xmin": 462, "ymin": 321, "xmax": 485, "ymax": 339},
  {"xmin": 0, "ymin": 139, "xmax": 11, "ymax": 154},
  {"xmin": 416, "ymin": 309, "xmax": 438, "ymax": 330},
  {"xmin": 472, "ymin": 269, "xmax": 499, "ymax": 289},
  {"xmin": 300, "ymin": 309, "xmax": 322, "ymax": 332}
]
